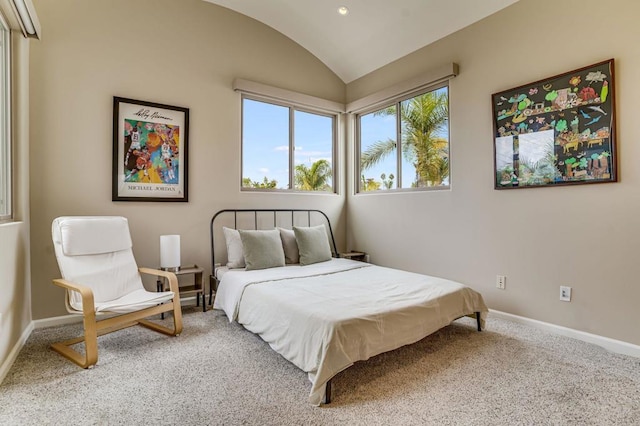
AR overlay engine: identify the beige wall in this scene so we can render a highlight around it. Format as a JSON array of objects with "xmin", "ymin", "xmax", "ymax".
[
  {"xmin": 28, "ymin": 0, "xmax": 346, "ymax": 319},
  {"xmin": 22, "ymin": 0, "xmax": 640, "ymax": 348},
  {"xmin": 346, "ymin": 0, "xmax": 640, "ymax": 345},
  {"xmin": 0, "ymin": 31, "xmax": 31, "ymax": 375}
]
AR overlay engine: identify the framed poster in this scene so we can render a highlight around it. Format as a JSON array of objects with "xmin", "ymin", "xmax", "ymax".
[
  {"xmin": 112, "ymin": 97, "xmax": 189, "ymax": 201},
  {"xmin": 492, "ymin": 59, "xmax": 616, "ymax": 189}
]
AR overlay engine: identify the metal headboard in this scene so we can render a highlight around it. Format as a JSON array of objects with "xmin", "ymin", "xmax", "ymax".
[{"xmin": 210, "ymin": 209, "xmax": 338, "ymax": 274}]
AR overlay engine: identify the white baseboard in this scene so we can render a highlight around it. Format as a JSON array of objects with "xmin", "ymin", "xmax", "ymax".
[
  {"xmin": 490, "ymin": 309, "xmax": 640, "ymax": 358},
  {"xmin": 32, "ymin": 314, "xmax": 83, "ymax": 329},
  {"xmin": 0, "ymin": 321, "xmax": 34, "ymax": 384}
]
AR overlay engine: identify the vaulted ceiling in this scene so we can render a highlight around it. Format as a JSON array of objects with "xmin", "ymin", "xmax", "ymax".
[{"xmin": 203, "ymin": 0, "xmax": 519, "ymax": 83}]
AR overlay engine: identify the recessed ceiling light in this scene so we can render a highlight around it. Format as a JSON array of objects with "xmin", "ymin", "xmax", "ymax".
[{"xmin": 337, "ymin": 6, "xmax": 349, "ymax": 16}]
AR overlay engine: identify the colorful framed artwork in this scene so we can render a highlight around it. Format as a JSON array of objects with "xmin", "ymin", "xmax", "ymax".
[
  {"xmin": 492, "ymin": 59, "xmax": 616, "ymax": 189},
  {"xmin": 112, "ymin": 97, "xmax": 189, "ymax": 201}
]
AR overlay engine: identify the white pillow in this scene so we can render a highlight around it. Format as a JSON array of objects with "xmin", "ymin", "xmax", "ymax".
[
  {"xmin": 278, "ymin": 227, "xmax": 299, "ymax": 264},
  {"xmin": 223, "ymin": 227, "xmax": 245, "ymax": 269},
  {"xmin": 239, "ymin": 229, "xmax": 285, "ymax": 271},
  {"xmin": 293, "ymin": 225, "xmax": 332, "ymax": 266}
]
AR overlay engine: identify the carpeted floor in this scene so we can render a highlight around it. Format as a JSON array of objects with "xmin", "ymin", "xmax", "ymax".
[{"xmin": 1, "ymin": 307, "xmax": 639, "ymax": 425}]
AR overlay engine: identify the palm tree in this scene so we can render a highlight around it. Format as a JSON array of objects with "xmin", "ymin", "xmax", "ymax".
[
  {"xmin": 361, "ymin": 90, "xmax": 449, "ymax": 187},
  {"xmin": 294, "ymin": 159, "xmax": 332, "ymax": 191},
  {"xmin": 361, "ymin": 175, "xmax": 381, "ymax": 191},
  {"xmin": 242, "ymin": 177, "xmax": 278, "ymax": 188}
]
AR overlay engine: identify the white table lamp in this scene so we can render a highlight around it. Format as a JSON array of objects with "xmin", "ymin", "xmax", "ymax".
[{"xmin": 160, "ymin": 235, "xmax": 181, "ymax": 272}]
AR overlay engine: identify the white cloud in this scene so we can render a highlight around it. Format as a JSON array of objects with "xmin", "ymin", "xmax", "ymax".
[
  {"xmin": 258, "ymin": 167, "xmax": 270, "ymax": 173},
  {"xmin": 274, "ymin": 145, "xmax": 303, "ymax": 152},
  {"xmin": 295, "ymin": 150, "xmax": 330, "ymax": 157},
  {"xmin": 296, "ymin": 156, "xmax": 332, "ymax": 166},
  {"xmin": 294, "ymin": 149, "xmax": 332, "ymax": 165}
]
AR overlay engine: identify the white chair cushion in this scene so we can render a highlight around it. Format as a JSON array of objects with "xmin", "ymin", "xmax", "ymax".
[
  {"xmin": 61, "ymin": 250, "xmax": 147, "ymax": 308},
  {"xmin": 92, "ymin": 289, "xmax": 175, "ymax": 314},
  {"xmin": 52, "ymin": 216, "xmax": 157, "ymax": 313},
  {"xmin": 55, "ymin": 216, "xmax": 132, "ymax": 256}
]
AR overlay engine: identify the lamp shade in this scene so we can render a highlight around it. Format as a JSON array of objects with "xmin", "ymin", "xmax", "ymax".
[{"xmin": 160, "ymin": 235, "xmax": 181, "ymax": 270}]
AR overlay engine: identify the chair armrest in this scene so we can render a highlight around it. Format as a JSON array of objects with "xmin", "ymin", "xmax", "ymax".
[
  {"xmin": 52, "ymin": 278, "xmax": 95, "ymax": 313},
  {"xmin": 139, "ymin": 267, "xmax": 180, "ymax": 295}
]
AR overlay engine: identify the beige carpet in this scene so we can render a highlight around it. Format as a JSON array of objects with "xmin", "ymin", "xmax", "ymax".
[{"xmin": 1, "ymin": 307, "xmax": 638, "ymax": 425}]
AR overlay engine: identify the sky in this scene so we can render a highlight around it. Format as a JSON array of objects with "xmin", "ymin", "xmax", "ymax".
[
  {"xmin": 242, "ymin": 98, "xmax": 402, "ymax": 190},
  {"xmin": 360, "ymin": 110, "xmax": 399, "ymax": 188},
  {"xmin": 360, "ymin": 107, "xmax": 428, "ymax": 189},
  {"xmin": 242, "ymin": 99, "xmax": 333, "ymax": 189},
  {"xmin": 242, "ymin": 88, "xmax": 449, "ymax": 190}
]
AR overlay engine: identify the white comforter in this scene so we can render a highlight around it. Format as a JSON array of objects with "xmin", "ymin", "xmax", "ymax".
[{"xmin": 213, "ymin": 258, "xmax": 488, "ymax": 405}]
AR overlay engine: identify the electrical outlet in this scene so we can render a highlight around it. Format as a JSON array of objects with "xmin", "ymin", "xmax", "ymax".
[
  {"xmin": 560, "ymin": 286, "xmax": 572, "ymax": 302},
  {"xmin": 496, "ymin": 275, "xmax": 506, "ymax": 290}
]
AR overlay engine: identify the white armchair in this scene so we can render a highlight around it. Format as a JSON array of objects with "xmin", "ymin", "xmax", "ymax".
[{"xmin": 51, "ymin": 216, "xmax": 183, "ymax": 368}]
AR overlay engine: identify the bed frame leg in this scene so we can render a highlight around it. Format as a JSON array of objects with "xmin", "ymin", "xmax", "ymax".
[
  {"xmin": 323, "ymin": 379, "xmax": 332, "ymax": 404},
  {"xmin": 476, "ymin": 312, "xmax": 482, "ymax": 331}
]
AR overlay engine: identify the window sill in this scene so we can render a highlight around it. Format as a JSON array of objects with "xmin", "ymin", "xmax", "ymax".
[
  {"xmin": 355, "ymin": 186, "xmax": 450, "ymax": 195},
  {"xmin": 241, "ymin": 188, "xmax": 338, "ymax": 195},
  {"xmin": 0, "ymin": 219, "xmax": 23, "ymax": 229}
]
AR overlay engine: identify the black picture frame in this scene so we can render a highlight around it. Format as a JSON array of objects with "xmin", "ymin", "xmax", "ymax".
[
  {"xmin": 492, "ymin": 59, "xmax": 616, "ymax": 189},
  {"xmin": 112, "ymin": 97, "xmax": 189, "ymax": 201}
]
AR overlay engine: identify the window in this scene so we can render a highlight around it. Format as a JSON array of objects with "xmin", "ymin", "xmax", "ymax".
[
  {"xmin": 357, "ymin": 84, "xmax": 450, "ymax": 192},
  {"xmin": 0, "ymin": 16, "xmax": 10, "ymax": 220},
  {"xmin": 241, "ymin": 96, "xmax": 336, "ymax": 192}
]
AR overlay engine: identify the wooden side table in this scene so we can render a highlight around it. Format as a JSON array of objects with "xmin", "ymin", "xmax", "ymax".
[
  {"xmin": 156, "ymin": 265, "xmax": 206, "ymax": 314},
  {"xmin": 340, "ymin": 251, "xmax": 367, "ymax": 262}
]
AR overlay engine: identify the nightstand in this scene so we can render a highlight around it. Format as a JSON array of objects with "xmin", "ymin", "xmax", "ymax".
[
  {"xmin": 340, "ymin": 251, "xmax": 368, "ymax": 262},
  {"xmin": 156, "ymin": 265, "xmax": 206, "ymax": 314}
]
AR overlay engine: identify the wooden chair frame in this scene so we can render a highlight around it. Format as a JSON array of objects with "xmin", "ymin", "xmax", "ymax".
[{"xmin": 51, "ymin": 268, "xmax": 183, "ymax": 368}]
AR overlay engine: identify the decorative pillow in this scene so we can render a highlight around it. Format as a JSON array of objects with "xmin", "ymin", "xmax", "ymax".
[
  {"xmin": 293, "ymin": 225, "xmax": 332, "ymax": 266},
  {"xmin": 238, "ymin": 229, "xmax": 286, "ymax": 271},
  {"xmin": 278, "ymin": 227, "xmax": 299, "ymax": 264},
  {"xmin": 223, "ymin": 227, "xmax": 245, "ymax": 269}
]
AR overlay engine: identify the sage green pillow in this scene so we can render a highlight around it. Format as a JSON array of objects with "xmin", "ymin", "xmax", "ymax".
[
  {"xmin": 238, "ymin": 229, "xmax": 285, "ymax": 271},
  {"xmin": 293, "ymin": 225, "xmax": 332, "ymax": 266}
]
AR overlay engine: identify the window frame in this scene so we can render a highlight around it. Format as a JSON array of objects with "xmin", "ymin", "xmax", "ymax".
[
  {"xmin": 0, "ymin": 14, "xmax": 11, "ymax": 221},
  {"xmin": 240, "ymin": 93, "xmax": 338, "ymax": 193},
  {"xmin": 355, "ymin": 81, "xmax": 451, "ymax": 194}
]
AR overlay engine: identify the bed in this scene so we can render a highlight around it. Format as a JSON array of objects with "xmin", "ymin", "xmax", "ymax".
[{"xmin": 210, "ymin": 209, "xmax": 488, "ymax": 405}]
